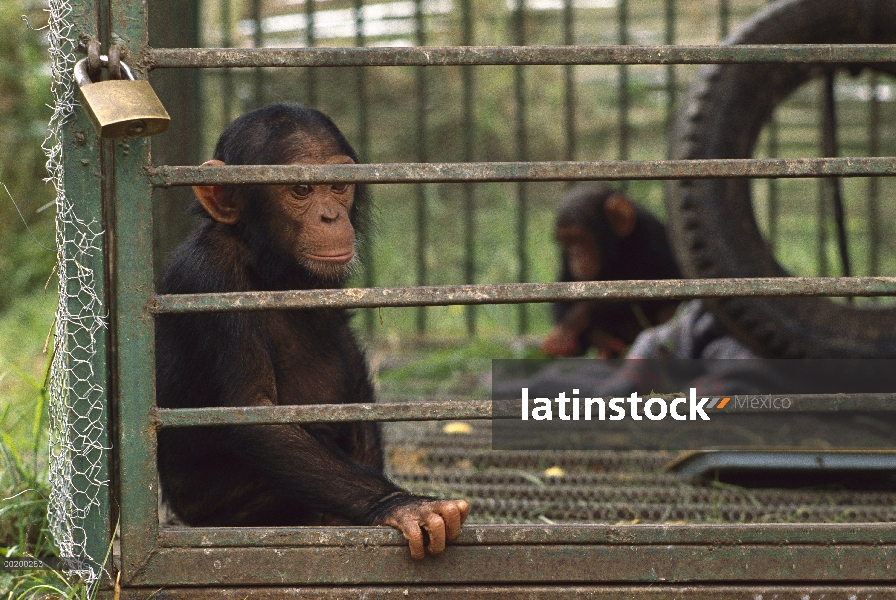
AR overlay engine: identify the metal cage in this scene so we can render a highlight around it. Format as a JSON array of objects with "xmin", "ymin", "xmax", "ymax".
[{"xmin": 60, "ymin": 0, "xmax": 896, "ymax": 596}]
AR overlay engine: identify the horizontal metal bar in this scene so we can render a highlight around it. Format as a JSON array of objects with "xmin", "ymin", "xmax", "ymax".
[
  {"xmin": 158, "ymin": 522, "xmax": 896, "ymax": 548},
  {"xmin": 116, "ymin": 585, "xmax": 896, "ymax": 600},
  {"xmin": 151, "ymin": 277, "xmax": 896, "ymax": 313},
  {"xmin": 127, "ymin": 543, "xmax": 896, "ymax": 586},
  {"xmin": 154, "ymin": 400, "xmax": 492, "ymax": 428},
  {"xmin": 147, "ymin": 44, "xmax": 896, "ymax": 69},
  {"xmin": 155, "ymin": 395, "xmax": 896, "ymax": 428},
  {"xmin": 148, "ymin": 157, "xmax": 896, "ymax": 187}
]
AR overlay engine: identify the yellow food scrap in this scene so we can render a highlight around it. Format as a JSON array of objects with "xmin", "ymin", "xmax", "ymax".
[
  {"xmin": 543, "ymin": 466, "xmax": 565, "ymax": 477},
  {"xmin": 442, "ymin": 422, "xmax": 473, "ymax": 435}
]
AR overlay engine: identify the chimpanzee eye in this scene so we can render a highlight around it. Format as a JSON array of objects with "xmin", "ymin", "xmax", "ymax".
[
  {"xmin": 292, "ymin": 184, "xmax": 313, "ymax": 199},
  {"xmin": 331, "ymin": 183, "xmax": 349, "ymax": 194}
]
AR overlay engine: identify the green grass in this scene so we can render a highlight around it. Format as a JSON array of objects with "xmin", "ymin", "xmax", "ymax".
[
  {"xmin": 0, "ymin": 291, "xmax": 56, "ymax": 453},
  {"xmin": 0, "ymin": 290, "xmax": 72, "ymax": 599},
  {"xmin": 373, "ymin": 336, "xmax": 545, "ymax": 400}
]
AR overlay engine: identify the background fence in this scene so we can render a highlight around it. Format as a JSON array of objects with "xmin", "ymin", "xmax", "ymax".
[{"xmin": 146, "ymin": 0, "xmax": 896, "ymax": 344}]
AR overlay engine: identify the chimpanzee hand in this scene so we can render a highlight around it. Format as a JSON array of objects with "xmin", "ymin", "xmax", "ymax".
[
  {"xmin": 591, "ymin": 329, "xmax": 628, "ymax": 359},
  {"xmin": 375, "ymin": 498, "xmax": 470, "ymax": 560},
  {"xmin": 541, "ymin": 324, "xmax": 584, "ymax": 357}
]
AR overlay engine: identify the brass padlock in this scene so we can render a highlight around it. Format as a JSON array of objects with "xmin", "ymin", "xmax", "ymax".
[{"xmin": 74, "ymin": 56, "xmax": 170, "ymax": 139}]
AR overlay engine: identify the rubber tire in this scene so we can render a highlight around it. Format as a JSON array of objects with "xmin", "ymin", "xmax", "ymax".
[{"xmin": 665, "ymin": 0, "xmax": 896, "ymax": 358}]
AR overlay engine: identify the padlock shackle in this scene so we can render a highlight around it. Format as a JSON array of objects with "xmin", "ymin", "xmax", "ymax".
[{"xmin": 74, "ymin": 55, "xmax": 136, "ymax": 86}]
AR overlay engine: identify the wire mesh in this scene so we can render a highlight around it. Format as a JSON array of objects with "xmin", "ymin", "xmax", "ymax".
[{"xmin": 45, "ymin": 0, "xmax": 108, "ymax": 591}]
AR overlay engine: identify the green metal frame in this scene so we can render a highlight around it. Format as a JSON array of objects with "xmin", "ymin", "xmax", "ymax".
[{"xmin": 61, "ymin": 0, "xmax": 896, "ymax": 595}]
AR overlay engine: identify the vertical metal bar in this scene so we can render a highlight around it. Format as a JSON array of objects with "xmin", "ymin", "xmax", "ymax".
[
  {"xmin": 817, "ymin": 183, "xmax": 829, "ymax": 276},
  {"xmin": 718, "ymin": 0, "xmax": 730, "ymax": 40},
  {"xmin": 415, "ymin": 0, "xmax": 428, "ymax": 334},
  {"xmin": 461, "ymin": 0, "xmax": 477, "ymax": 336},
  {"xmin": 821, "ymin": 70, "xmax": 851, "ymax": 278},
  {"xmin": 108, "ymin": 0, "xmax": 160, "ymax": 582},
  {"xmin": 617, "ymin": 0, "xmax": 629, "ymax": 194},
  {"xmin": 305, "ymin": 0, "xmax": 317, "ymax": 107},
  {"xmin": 252, "ymin": 0, "xmax": 264, "ymax": 109},
  {"xmin": 221, "ymin": 0, "xmax": 233, "ymax": 123},
  {"xmin": 563, "ymin": 0, "xmax": 575, "ymax": 164},
  {"xmin": 355, "ymin": 0, "xmax": 374, "ymax": 334},
  {"xmin": 64, "ymin": 0, "xmax": 110, "ymax": 579},
  {"xmin": 816, "ymin": 79, "xmax": 829, "ymax": 277},
  {"xmin": 766, "ymin": 115, "xmax": 779, "ymax": 251},
  {"xmin": 867, "ymin": 72, "xmax": 881, "ymax": 277},
  {"xmin": 664, "ymin": 0, "xmax": 676, "ymax": 132},
  {"xmin": 513, "ymin": 0, "xmax": 529, "ymax": 335}
]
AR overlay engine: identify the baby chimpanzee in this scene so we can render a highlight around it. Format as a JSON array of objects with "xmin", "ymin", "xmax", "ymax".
[
  {"xmin": 542, "ymin": 183, "xmax": 682, "ymax": 358},
  {"xmin": 156, "ymin": 103, "xmax": 468, "ymax": 560}
]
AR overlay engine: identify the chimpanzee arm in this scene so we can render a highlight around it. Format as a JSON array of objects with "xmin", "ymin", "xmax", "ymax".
[
  {"xmin": 212, "ymin": 317, "xmax": 467, "ymax": 558},
  {"xmin": 224, "ymin": 417, "xmax": 467, "ymax": 558},
  {"xmin": 542, "ymin": 302, "xmax": 593, "ymax": 356},
  {"xmin": 224, "ymin": 418, "xmax": 405, "ymax": 523}
]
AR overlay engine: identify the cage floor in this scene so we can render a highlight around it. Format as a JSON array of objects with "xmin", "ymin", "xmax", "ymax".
[{"xmin": 384, "ymin": 421, "xmax": 896, "ymax": 525}]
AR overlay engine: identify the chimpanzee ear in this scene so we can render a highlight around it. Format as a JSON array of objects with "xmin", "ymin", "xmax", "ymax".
[
  {"xmin": 193, "ymin": 160, "xmax": 243, "ymax": 225},
  {"xmin": 603, "ymin": 194, "xmax": 637, "ymax": 238}
]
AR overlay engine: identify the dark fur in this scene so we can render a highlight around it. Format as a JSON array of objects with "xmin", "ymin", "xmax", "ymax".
[
  {"xmin": 553, "ymin": 183, "xmax": 682, "ymax": 350},
  {"xmin": 156, "ymin": 103, "xmax": 422, "ymax": 527}
]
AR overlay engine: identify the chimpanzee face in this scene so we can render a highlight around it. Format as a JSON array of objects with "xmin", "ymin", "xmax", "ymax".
[{"xmin": 557, "ymin": 224, "xmax": 601, "ymax": 281}]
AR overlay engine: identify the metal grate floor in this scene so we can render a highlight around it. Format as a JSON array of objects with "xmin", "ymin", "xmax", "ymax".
[{"xmin": 385, "ymin": 422, "xmax": 896, "ymax": 525}]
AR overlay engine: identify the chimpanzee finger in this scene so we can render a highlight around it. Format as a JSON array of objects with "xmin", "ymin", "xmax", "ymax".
[
  {"xmin": 423, "ymin": 512, "xmax": 446, "ymax": 555},
  {"xmin": 434, "ymin": 501, "xmax": 463, "ymax": 541},
  {"xmin": 398, "ymin": 518, "xmax": 426, "ymax": 560},
  {"xmin": 458, "ymin": 499, "xmax": 470, "ymax": 522}
]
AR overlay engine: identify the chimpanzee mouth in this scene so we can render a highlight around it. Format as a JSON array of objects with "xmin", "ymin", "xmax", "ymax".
[{"xmin": 306, "ymin": 250, "xmax": 355, "ymax": 264}]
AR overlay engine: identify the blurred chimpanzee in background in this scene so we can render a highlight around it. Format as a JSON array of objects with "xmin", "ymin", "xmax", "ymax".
[{"xmin": 541, "ymin": 183, "xmax": 682, "ymax": 358}]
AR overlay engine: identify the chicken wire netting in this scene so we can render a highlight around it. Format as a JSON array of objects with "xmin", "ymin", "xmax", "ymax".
[{"xmin": 45, "ymin": 0, "xmax": 108, "ymax": 591}]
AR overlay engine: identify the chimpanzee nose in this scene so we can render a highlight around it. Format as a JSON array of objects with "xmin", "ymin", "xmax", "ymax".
[{"xmin": 320, "ymin": 206, "xmax": 340, "ymax": 223}]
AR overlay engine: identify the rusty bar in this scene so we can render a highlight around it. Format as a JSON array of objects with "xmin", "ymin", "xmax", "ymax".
[
  {"xmin": 111, "ymin": 0, "xmax": 161, "ymax": 583},
  {"xmin": 220, "ymin": 0, "xmax": 233, "ymax": 122},
  {"xmin": 817, "ymin": 79, "xmax": 830, "ymax": 276},
  {"xmin": 305, "ymin": 0, "xmax": 317, "ymax": 106},
  {"xmin": 251, "ymin": 0, "xmax": 264, "ymax": 109},
  {"xmin": 513, "ymin": 0, "xmax": 529, "ymax": 335},
  {"xmin": 718, "ymin": 0, "xmax": 729, "ymax": 39},
  {"xmin": 150, "ymin": 276, "xmax": 896, "ymax": 313},
  {"xmin": 65, "ymin": 0, "xmax": 110, "ymax": 576},
  {"xmin": 148, "ymin": 156, "xmax": 896, "ymax": 187},
  {"xmin": 822, "ymin": 70, "xmax": 851, "ymax": 278},
  {"xmin": 115, "ymin": 585, "xmax": 896, "ymax": 599},
  {"xmin": 462, "ymin": 0, "xmax": 477, "ymax": 336},
  {"xmin": 154, "ymin": 394, "xmax": 896, "ymax": 428},
  {"xmin": 158, "ymin": 522, "xmax": 896, "ymax": 548},
  {"xmin": 817, "ymin": 187, "xmax": 829, "ymax": 275},
  {"xmin": 353, "ymin": 0, "xmax": 375, "ymax": 335},
  {"xmin": 618, "ymin": 0, "xmax": 630, "ymax": 178},
  {"xmin": 155, "ymin": 399, "xmax": 492, "ymax": 427},
  {"xmin": 563, "ymin": 0, "xmax": 575, "ymax": 163},
  {"xmin": 767, "ymin": 115, "xmax": 779, "ymax": 251},
  {"xmin": 868, "ymin": 71, "xmax": 881, "ymax": 277},
  {"xmin": 664, "ymin": 0, "xmax": 676, "ymax": 131},
  {"xmin": 119, "ymin": 543, "xmax": 896, "ymax": 586},
  {"xmin": 414, "ymin": 0, "xmax": 428, "ymax": 334},
  {"xmin": 147, "ymin": 44, "xmax": 896, "ymax": 68}
]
